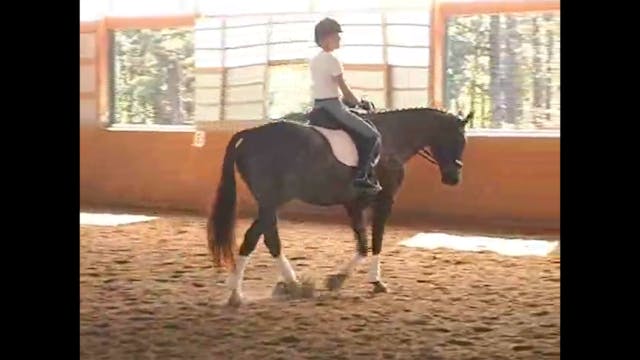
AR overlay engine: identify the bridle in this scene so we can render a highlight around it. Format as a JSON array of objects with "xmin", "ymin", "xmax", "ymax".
[
  {"xmin": 418, "ymin": 147, "xmax": 438, "ymax": 166},
  {"xmin": 418, "ymin": 147, "xmax": 464, "ymax": 169}
]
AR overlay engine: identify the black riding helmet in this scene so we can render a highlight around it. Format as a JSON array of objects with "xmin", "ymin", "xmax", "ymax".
[{"xmin": 314, "ymin": 17, "xmax": 342, "ymax": 47}]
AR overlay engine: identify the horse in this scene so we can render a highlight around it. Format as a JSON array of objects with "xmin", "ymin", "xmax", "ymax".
[{"xmin": 207, "ymin": 104, "xmax": 472, "ymax": 306}]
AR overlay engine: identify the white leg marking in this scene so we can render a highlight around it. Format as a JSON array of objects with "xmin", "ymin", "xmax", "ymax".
[
  {"xmin": 368, "ymin": 255, "xmax": 381, "ymax": 283},
  {"xmin": 276, "ymin": 255, "xmax": 297, "ymax": 283},
  {"xmin": 339, "ymin": 254, "xmax": 366, "ymax": 275},
  {"xmin": 227, "ymin": 255, "xmax": 250, "ymax": 292}
]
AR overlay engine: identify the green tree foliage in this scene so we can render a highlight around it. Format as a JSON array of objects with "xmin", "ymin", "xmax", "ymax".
[
  {"xmin": 112, "ymin": 28, "xmax": 195, "ymax": 125},
  {"xmin": 445, "ymin": 12, "xmax": 560, "ymax": 130}
]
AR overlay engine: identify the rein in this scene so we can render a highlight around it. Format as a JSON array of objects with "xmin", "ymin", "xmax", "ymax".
[
  {"xmin": 358, "ymin": 105, "xmax": 441, "ymax": 168},
  {"xmin": 418, "ymin": 148, "xmax": 438, "ymax": 166}
]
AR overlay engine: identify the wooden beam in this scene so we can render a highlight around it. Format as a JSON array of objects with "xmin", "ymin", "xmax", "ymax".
[
  {"xmin": 195, "ymin": 67, "xmax": 225, "ymax": 74},
  {"xmin": 429, "ymin": 0, "xmax": 446, "ymax": 108},
  {"xmin": 96, "ymin": 19, "xmax": 109, "ymax": 127},
  {"xmin": 440, "ymin": 0, "xmax": 559, "ymax": 16},
  {"xmin": 219, "ymin": 19, "xmax": 228, "ymax": 122},
  {"xmin": 343, "ymin": 64, "xmax": 386, "ymax": 72},
  {"xmin": 381, "ymin": 13, "xmax": 391, "ymax": 108},
  {"xmin": 80, "ymin": 21, "xmax": 98, "ymax": 33},
  {"xmin": 104, "ymin": 15, "xmax": 195, "ymax": 30},
  {"xmin": 80, "ymin": 92, "xmax": 97, "ymax": 100}
]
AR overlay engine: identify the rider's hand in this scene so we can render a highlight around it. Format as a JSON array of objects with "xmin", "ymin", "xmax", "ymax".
[
  {"xmin": 342, "ymin": 98, "xmax": 358, "ymax": 108},
  {"xmin": 359, "ymin": 100, "xmax": 374, "ymax": 111}
]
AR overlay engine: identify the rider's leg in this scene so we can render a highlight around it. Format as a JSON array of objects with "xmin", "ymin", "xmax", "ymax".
[{"xmin": 315, "ymin": 99, "xmax": 382, "ymax": 191}]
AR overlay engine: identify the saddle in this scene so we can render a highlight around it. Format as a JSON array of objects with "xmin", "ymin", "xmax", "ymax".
[
  {"xmin": 308, "ymin": 107, "xmax": 374, "ymax": 130},
  {"xmin": 305, "ymin": 105, "xmax": 379, "ymax": 168}
]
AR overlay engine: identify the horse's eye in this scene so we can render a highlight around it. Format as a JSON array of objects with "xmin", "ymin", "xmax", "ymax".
[{"xmin": 455, "ymin": 160, "xmax": 463, "ymax": 168}]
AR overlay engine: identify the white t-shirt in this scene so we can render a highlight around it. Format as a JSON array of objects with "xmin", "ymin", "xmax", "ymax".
[{"xmin": 309, "ymin": 50, "xmax": 344, "ymax": 100}]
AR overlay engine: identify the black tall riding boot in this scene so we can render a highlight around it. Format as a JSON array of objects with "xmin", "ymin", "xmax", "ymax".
[{"xmin": 353, "ymin": 139, "xmax": 382, "ymax": 194}]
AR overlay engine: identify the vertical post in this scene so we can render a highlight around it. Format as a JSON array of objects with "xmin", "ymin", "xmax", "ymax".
[
  {"xmin": 429, "ymin": 0, "xmax": 446, "ymax": 108},
  {"xmin": 381, "ymin": 12, "xmax": 391, "ymax": 109},
  {"xmin": 96, "ymin": 19, "xmax": 110, "ymax": 126},
  {"xmin": 263, "ymin": 16, "xmax": 273, "ymax": 121},
  {"xmin": 219, "ymin": 18, "xmax": 227, "ymax": 121},
  {"xmin": 107, "ymin": 31, "xmax": 116, "ymax": 125}
]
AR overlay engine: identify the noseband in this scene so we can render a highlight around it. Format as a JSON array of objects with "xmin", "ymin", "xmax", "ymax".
[{"xmin": 417, "ymin": 148, "xmax": 463, "ymax": 169}]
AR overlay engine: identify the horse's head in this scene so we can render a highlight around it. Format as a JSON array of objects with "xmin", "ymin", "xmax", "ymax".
[{"xmin": 429, "ymin": 111, "xmax": 472, "ymax": 186}]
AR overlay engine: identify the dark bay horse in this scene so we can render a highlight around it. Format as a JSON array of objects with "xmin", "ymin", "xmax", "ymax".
[{"xmin": 207, "ymin": 106, "xmax": 472, "ymax": 306}]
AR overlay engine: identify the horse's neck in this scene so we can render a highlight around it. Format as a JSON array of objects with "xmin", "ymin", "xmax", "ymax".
[{"xmin": 374, "ymin": 112, "xmax": 438, "ymax": 163}]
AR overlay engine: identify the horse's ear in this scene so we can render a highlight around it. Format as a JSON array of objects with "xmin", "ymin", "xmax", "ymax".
[{"xmin": 461, "ymin": 111, "xmax": 474, "ymax": 126}]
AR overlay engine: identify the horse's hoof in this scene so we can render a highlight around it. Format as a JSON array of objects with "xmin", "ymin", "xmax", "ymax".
[
  {"xmin": 273, "ymin": 280, "xmax": 304, "ymax": 299},
  {"xmin": 371, "ymin": 281, "xmax": 389, "ymax": 293},
  {"xmin": 272, "ymin": 281, "xmax": 288, "ymax": 297},
  {"xmin": 326, "ymin": 274, "xmax": 348, "ymax": 291},
  {"xmin": 299, "ymin": 275, "xmax": 316, "ymax": 298},
  {"xmin": 227, "ymin": 290, "xmax": 244, "ymax": 307}
]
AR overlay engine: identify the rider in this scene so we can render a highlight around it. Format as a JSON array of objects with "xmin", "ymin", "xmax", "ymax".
[{"xmin": 310, "ymin": 17, "xmax": 382, "ymax": 193}]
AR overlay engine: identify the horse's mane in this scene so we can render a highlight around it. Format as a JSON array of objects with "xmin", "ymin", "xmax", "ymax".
[
  {"xmin": 372, "ymin": 106, "xmax": 460, "ymax": 126},
  {"xmin": 376, "ymin": 106, "xmax": 455, "ymax": 117}
]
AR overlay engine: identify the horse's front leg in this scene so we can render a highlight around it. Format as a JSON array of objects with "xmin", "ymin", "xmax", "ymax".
[
  {"xmin": 326, "ymin": 203, "xmax": 368, "ymax": 291},
  {"xmin": 370, "ymin": 194, "xmax": 393, "ymax": 293},
  {"xmin": 369, "ymin": 160, "xmax": 404, "ymax": 293}
]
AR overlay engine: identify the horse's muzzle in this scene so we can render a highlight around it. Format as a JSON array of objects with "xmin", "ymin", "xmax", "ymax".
[{"xmin": 441, "ymin": 168, "xmax": 461, "ymax": 186}]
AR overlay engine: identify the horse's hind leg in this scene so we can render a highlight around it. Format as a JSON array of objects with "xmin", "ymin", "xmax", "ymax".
[
  {"xmin": 326, "ymin": 203, "xmax": 368, "ymax": 291},
  {"xmin": 227, "ymin": 219, "xmax": 261, "ymax": 307}
]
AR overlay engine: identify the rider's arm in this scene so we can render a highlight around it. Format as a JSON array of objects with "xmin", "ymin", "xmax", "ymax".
[
  {"xmin": 327, "ymin": 54, "xmax": 359, "ymax": 106},
  {"xmin": 334, "ymin": 74, "xmax": 359, "ymax": 106}
]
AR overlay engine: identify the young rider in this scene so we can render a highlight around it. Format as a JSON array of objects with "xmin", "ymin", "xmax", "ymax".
[{"xmin": 310, "ymin": 17, "xmax": 382, "ymax": 193}]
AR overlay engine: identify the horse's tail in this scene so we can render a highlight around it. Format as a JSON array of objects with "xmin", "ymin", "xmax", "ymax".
[{"xmin": 207, "ymin": 130, "xmax": 245, "ymax": 270}]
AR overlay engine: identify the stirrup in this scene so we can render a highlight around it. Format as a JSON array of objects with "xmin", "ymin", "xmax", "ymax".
[{"xmin": 353, "ymin": 176, "xmax": 382, "ymax": 193}]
